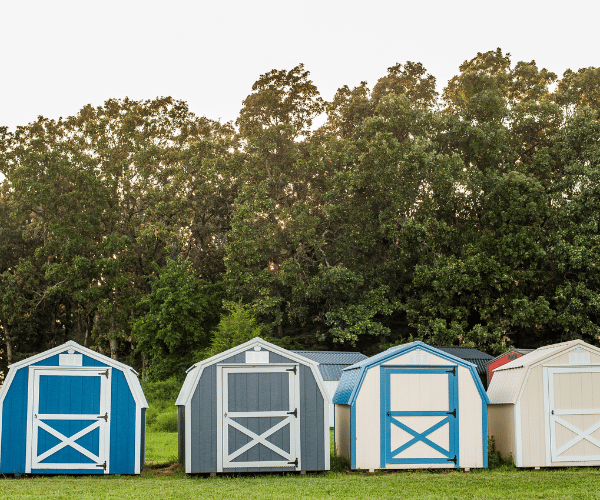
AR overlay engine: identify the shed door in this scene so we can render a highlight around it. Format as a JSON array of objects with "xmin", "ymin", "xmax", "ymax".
[
  {"xmin": 219, "ymin": 365, "xmax": 300, "ymax": 470},
  {"xmin": 548, "ymin": 367, "xmax": 600, "ymax": 462},
  {"xmin": 382, "ymin": 366, "xmax": 458, "ymax": 467},
  {"xmin": 28, "ymin": 368, "xmax": 111, "ymax": 472}
]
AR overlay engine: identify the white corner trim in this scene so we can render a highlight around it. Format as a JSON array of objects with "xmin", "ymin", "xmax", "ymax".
[
  {"xmin": 514, "ymin": 400, "xmax": 522, "ymax": 467},
  {"xmin": 25, "ymin": 366, "xmax": 35, "ymax": 473},
  {"xmin": 185, "ymin": 403, "xmax": 192, "ymax": 474},
  {"xmin": 216, "ymin": 366, "xmax": 223, "ymax": 473},
  {"xmin": 134, "ymin": 406, "xmax": 142, "ymax": 474}
]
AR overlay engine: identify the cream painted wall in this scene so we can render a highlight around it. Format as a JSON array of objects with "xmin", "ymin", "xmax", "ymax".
[{"xmin": 334, "ymin": 404, "xmax": 351, "ymax": 461}]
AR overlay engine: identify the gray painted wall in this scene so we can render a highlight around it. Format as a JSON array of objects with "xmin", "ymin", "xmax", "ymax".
[{"xmin": 184, "ymin": 347, "xmax": 327, "ymax": 473}]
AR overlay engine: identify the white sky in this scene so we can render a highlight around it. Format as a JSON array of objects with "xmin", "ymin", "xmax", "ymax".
[{"xmin": 0, "ymin": 0, "xmax": 598, "ymax": 130}]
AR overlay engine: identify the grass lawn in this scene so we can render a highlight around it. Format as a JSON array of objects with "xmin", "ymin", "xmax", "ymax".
[{"xmin": 3, "ymin": 432, "xmax": 600, "ymax": 499}]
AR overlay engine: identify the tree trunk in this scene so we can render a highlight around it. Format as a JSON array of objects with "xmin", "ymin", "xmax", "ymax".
[
  {"xmin": 5, "ymin": 324, "xmax": 13, "ymax": 364},
  {"xmin": 109, "ymin": 315, "xmax": 118, "ymax": 361},
  {"xmin": 94, "ymin": 310, "xmax": 104, "ymax": 355}
]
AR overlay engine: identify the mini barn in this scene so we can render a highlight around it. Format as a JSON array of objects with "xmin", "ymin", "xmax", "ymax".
[
  {"xmin": 0, "ymin": 341, "xmax": 148, "ymax": 475},
  {"xmin": 488, "ymin": 340, "xmax": 600, "ymax": 467},
  {"xmin": 176, "ymin": 337, "xmax": 330, "ymax": 473},
  {"xmin": 486, "ymin": 348, "xmax": 534, "ymax": 386},
  {"xmin": 333, "ymin": 341, "xmax": 489, "ymax": 470}
]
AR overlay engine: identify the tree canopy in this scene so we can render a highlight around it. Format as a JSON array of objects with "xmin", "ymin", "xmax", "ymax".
[{"xmin": 1, "ymin": 49, "xmax": 600, "ymax": 381}]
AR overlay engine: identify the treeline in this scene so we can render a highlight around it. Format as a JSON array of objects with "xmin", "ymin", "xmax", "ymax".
[{"xmin": 1, "ymin": 49, "xmax": 600, "ymax": 381}]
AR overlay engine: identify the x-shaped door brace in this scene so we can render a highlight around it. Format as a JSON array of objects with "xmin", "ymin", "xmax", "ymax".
[
  {"xmin": 390, "ymin": 416, "xmax": 451, "ymax": 458},
  {"xmin": 226, "ymin": 417, "xmax": 292, "ymax": 462},
  {"xmin": 554, "ymin": 417, "xmax": 600, "ymax": 457},
  {"xmin": 34, "ymin": 420, "xmax": 101, "ymax": 464}
]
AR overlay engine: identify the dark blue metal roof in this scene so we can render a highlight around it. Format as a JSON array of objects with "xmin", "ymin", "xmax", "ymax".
[
  {"xmin": 332, "ymin": 341, "xmax": 490, "ymax": 406},
  {"xmin": 291, "ymin": 351, "xmax": 368, "ymax": 381}
]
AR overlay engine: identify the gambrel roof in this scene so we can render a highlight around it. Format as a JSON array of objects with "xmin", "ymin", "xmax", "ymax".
[{"xmin": 332, "ymin": 341, "xmax": 489, "ymax": 406}]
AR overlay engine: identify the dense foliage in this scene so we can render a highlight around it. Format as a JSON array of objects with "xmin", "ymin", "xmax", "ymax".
[{"xmin": 1, "ymin": 50, "xmax": 599, "ymax": 381}]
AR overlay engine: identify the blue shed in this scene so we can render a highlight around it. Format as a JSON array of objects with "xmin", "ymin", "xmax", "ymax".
[
  {"xmin": 0, "ymin": 341, "xmax": 148, "ymax": 475},
  {"xmin": 333, "ymin": 341, "xmax": 489, "ymax": 471}
]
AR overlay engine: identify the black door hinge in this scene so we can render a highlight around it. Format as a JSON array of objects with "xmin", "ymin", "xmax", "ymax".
[
  {"xmin": 447, "ymin": 455, "xmax": 457, "ymax": 464},
  {"xmin": 286, "ymin": 366, "xmax": 297, "ymax": 375},
  {"xmin": 446, "ymin": 367, "xmax": 456, "ymax": 376},
  {"xmin": 446, "ymin": 409, "xmax": 456, "ymax": 418},
  {"xmin": 96, "ymin": 461, "xmax": 107, "ymax": 470},
  {"xmin": 99, "ymin": 369, "xmax": 109, "ymax": 379},
  {"xmin": 288, "ymin": 458, "xmax": 298, "ymax": 467},
  {"xmin": 287, "ymin": 408, "xmax": 298, "ymax": 418},
  {"xmin": 97, "ymin": 412, "xmax": 108, "ymax": 422}
]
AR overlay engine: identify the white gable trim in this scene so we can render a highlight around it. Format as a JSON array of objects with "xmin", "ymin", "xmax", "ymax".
[
  {"xmin": 1, "ymin": 341, "xmax": 147, "ymax": 410},
  {"xmin": 175, "ymin": 337, "xmax": 331, "ymax": 409}
]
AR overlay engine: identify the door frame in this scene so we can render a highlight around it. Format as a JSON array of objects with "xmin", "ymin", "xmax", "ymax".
[
  {"xmin": 544, "ymin": 366, "xmax": 600, "ymax": 463},
  {"xmin": 380, "ymin": 365, "xmax": 459, "ymax": 468},
  {"xmin": 25, "ymin": 366, "xmax": 112, "ymax": 473},
  {"xmin": 216, "ymin": 364, "xmax": 300, "ymax": 472}
]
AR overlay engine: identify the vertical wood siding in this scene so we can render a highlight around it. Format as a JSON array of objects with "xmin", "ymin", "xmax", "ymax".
[
  {"xmin": 0, "ymin": 368, "xmax": 28, "ymax": 473},
  {"xmin": 488, "ymin": 404, "xmax": 515, "ymax": 461},
  {"xmin": 335, "ymin": 404, "xmax": 351, "ymax": 460}
]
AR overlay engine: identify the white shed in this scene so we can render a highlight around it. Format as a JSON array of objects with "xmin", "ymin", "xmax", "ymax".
[
  {"xmin": 333, "ymin": 341, "xmax": 489, "ymax": 470},
  {"xmin": 488, "ymin": 339, "xmax": 600, "ymax": 467}
]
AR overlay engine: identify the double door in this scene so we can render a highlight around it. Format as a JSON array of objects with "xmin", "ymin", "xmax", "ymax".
[
  {"xmin": 547, "ymin": 367, "xmax": 600, "ymax": 463},
  {"xmin": 382, "ymin": 366, "xmax": 459, "ymax": 467},
  {"xmin": 218, "ymin": 365, "xmax": 300, "ymax": 471},
  {"xmin": 27, "ymin": 367, "xmax": 111, "ymax": 473}
]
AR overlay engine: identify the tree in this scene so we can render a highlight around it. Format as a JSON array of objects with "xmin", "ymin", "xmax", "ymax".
[{"xmin": 133, "ymin": 257, "xmax": 222, "ymax": 381}]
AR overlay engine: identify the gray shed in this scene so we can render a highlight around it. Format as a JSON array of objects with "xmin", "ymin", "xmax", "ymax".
[
  {"xmin": 291, "ymin": 351, "xmax": 368, "ymax": 426},
  {"xmin": 175, "ymin": 338, "xmax": 331, "ymax": 473}
]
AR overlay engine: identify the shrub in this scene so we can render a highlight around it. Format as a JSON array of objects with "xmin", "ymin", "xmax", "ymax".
[
  {"xmin": 488, "ymin": 436, "xmax": 515, "ymax": 470},
  {"xmin": 151, "ymin": 409, "xmax": 179, "ymax": 433}
]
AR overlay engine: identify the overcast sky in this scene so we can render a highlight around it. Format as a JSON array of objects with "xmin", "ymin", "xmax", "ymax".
[{"xmin": 1, "ymin": 0, "xmax": 598, "ymax": 130}]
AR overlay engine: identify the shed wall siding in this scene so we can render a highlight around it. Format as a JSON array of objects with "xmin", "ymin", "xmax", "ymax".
[
  {"xmin": 355, "ymin": 366, "xmax": 380, "ymax": 469},
  {"xmin": 488, "ymin": 404, "xmax": 515, "ymax": 461},
  {"xmin": 178, "ymin": 406, "xmax": 186, "ymax": 465},
  {"xmin": 109, "ymin": 368, "xmax": 137, "ymax": 474},
  {"xmin": 299, "ymin": 364, "xmax": 325, "ymax": 470},
  {"xmin": 458, "ymin": 365, "xmax": 484, "ymax": 467},
  {"xmin": 0, "ymin": 368, "xmax": 28, "ymax": 473},
  {"xmin": 519, "ymin": 365, "xmax": 545, "ymax": 467},
  {"xmin": 335, "ymin": 404, "xmax": 351, "ymax": 460},
  {"xmin": 190, "ymin": 364, "xmax": 217, "ymax": 473}
]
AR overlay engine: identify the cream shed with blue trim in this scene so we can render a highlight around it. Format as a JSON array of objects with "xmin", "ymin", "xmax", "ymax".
[{"xmin": 333, "ymin": 341, "xmax": 489, "ymax": 470}]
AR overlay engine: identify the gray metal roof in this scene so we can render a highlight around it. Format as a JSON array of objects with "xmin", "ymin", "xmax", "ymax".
[
  {"xmin": 291, "ymin": 351, "xmax": 368, "ymax": 381},
  {"xmin": 436, "ymin": 347, "xmax": 494, "ymax": 376}
]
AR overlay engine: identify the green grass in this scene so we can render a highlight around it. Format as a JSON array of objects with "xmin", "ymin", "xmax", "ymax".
[
  {"xmin": 145, "ymin": 432, "xmax": 179, "ymax": 465},
  {"xmin": 3, "ymin": 469, "xmax": 600, "ymax": 499},
  {"xmin": 3, "ymin": 431, "xmax": 600, "ymax": 499}
]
